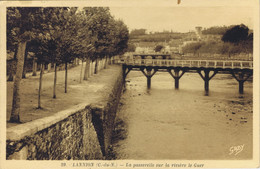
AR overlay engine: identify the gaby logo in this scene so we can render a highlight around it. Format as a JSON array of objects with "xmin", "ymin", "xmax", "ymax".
[{"xmin": 229, "ymin": 144, "xmax": 244, "ymax": 155}]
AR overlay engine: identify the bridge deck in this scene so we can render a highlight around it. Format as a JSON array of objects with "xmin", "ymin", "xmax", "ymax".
[{"xmin": 124, "ymin": 59, "xmax": 253, "ymax": 70}]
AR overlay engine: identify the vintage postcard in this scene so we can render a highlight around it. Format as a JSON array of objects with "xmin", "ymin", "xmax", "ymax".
[{"xmin": 0, "ymin": 0, "xmax": 259, "ymax": 168}]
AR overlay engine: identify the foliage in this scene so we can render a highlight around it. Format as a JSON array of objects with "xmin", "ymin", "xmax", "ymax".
[
  {"xmin": 182, "ymin": 24, "xmax": 253, "ymax": 57},
  {"xmin": 82, "ymin": 7, "xmax": 129, "ymax": 59},
  {"xmin": 154, "ymin": 45, "xmax": 164, "ymax": 52},
  {"xmin": 182, "ymin": 40, "xmax": 253, "ymax": 56},
  {"xmin": 130, "ymin": 29, "xmax": 146, "ymax": 36},
  {"xmin": 221, "ymin": 24, "xmax": 250, "ymax": 43},
  {"xmin": 7, "ymin": 7, "xmax": 57, "ymax": 122},
  {"xmin": 8, "ymin": 6, "xmax": 130, "ymax": 69},
  {"xmin": 127, "ymin": 43, "xmax": 136, "ymax": 52},
  {"xmin": 7, "ymin": 7, "xmax": 130, "ymax": 122},
  {"xmin": 112, "ymin": 19, "xmax": 129, "ymax": 55},
  {"xmin": 130, "ymin": 32, "xmax": 182, "ymax": 43},
  {"xmin": 182, "ymin": 42, "xmax": 204, "ymax": 54},
  {"xmin": 202, "ymin": 25, "xmax": 234, "ymax": 35}
]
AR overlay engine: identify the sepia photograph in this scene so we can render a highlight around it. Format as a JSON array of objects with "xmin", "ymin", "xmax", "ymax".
[{"xmin": 0, "ymin": 0, "xmax": 259, "ymax": 168}]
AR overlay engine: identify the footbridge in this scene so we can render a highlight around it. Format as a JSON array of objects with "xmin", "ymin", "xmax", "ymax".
[{"xmin": 122, "ymin": 54, "xmax": 253, "ymax": 94}]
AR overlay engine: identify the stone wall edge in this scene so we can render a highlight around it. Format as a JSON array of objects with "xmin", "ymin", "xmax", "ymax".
[{"xmin": 6, "ymin": 103, "xmax": 89, "ymax": 141}]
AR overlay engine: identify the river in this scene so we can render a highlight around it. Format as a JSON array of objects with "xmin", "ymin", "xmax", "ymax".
[{"xmin": 108, "ymin": 70, "xmax": 253, "ymax": 160}]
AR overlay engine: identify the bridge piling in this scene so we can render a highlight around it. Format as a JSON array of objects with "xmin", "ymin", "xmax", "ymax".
[
  {"xmin": 230, "ymin": 71, "xmax": 252, "ymax": 94},
  {"xmin": 238, "ymin": 72, "xmax": 245, "ymax": 94},
  {"xmin": 168, "ymin": 69, "xmax": 186, "ymax": 89},
  {"xmin": 175, "ymin": 77, "xmax": 179, "ymax": 89},
  {"xmin": 141, "ymin": 67, "xmax": 157, "ymax": 89},
  {"xmin": 198, "ymin": 69, "xmax": 218, "ymax": 94},
  {"xmin": 204, "ymin": 70, "xmax": 210, "ymax": 92},
  {"xmin": 147, "ymin": 70, "xmax": 151, "ymax": 89},
  {"xmin": 122, "ymin": 65, "xmax": 131, "ymax": 87}
]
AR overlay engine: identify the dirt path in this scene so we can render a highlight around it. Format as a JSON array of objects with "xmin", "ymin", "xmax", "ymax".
[{"xmin": 7, "ymin": 64, "xmax": 121, "ymax": 128}]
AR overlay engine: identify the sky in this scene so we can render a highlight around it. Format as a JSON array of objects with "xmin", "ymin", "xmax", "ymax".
[{"xmin": 110, "ymin": 6, "xmax": 254, "ymax": 33}]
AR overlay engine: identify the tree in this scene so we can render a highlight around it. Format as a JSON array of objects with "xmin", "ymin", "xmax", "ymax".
[
  {"xmin": 127, "ymin": 43, "xmax": 136, "ymax": 52},
  {"xmin": 7, "ymin": 7, "xmax": 51, "ymax": 122},
  {"xmin": 222, "ymin": 24, "xmax": 249, "ymax": 43},
  {"xmin": 202, "ymin": 25, "xmax": 234, "ymax": 35},
  {"xmin": 51, "ymin": 7, "xmax": 80, "ymax": 93},
  {"xmin": 83, "ymin": 7, "xmax": 113, "ymax": 74},
  {"xmin": 7, "ymin": 7, "xmax": 130, "ymax": 122},
  {"xmin": 221, "ymin": 24, "xmax": 253, "ymax": 58},
  {"xmin": 70, "ymin": 10, "xmax": 96, "ymax": 81},
  {"xmin": 112, "ymin": 19, "xmax": 129, "ymax": 56},
  {"xmin": 154, "ymin": 45, "xmax": 164, "ymax": 52},
  {"xmin": 130, "ymin": 29, "xmax": 146, "ymax": 36},
  {"xmin": 32, "ymin": 38, "xmax": 55, "ymax": 108},
  {"xmin": 7, "ymin": 45, "xmax": 18, "ymax": 81},
  {"xmin": 182, "ymin": 42, "xmax": 204, "ymax": 56},
  {"xmin": 24, "ymin": 8, "xmax": 64, "ymax": 106},
  {"xmin": 103, "ymin": 18, "xmax": 129, "ymax": 66},
  {"xmin": 82, "ymin": 8, "xmax": 129, "ymax": 73}
]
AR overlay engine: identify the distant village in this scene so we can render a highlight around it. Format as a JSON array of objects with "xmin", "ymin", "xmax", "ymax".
[
  {"xmin": 129, "ymin": 25, "xmax": 253, "ymax": 61},
  {"xmin": 133, "ymin": 26, "xmax": 223, "ymax": 54}
]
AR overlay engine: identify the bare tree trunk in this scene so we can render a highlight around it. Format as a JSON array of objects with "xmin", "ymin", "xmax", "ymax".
[
  {"xmin": 104, "ymin": 56, "xmax": 108, "ymax": 69},
  {"xmin": 99, "ymin": 58, "xmax": 102, "ymax": 71},
  {"xmin": 65, "ymin": 62, "xmax": 68, "ymax": 93},
  {"xmin": 94, "ymin": 58, "xmax": 99, "ymax": 74},
  {"xmin": 38, "ymin": 63, "xmax": 44, "ymax": 109},
  {"xmin": 112, "ymin": 56, "xmax": 115, "ymax": 64},
  {"xmin": 100, "ymin": 59, "xmax": 103, "ymax": 70},
  {"xmin": 89, "ymin": 60, "xmax": 93, "ymax": 76},
  {"xmin": 53, "ymin": 63, "xmax": 57, "ymax": 98},
  {"xmin": 42, "ymin": 64, "xmax": 45, "ymax": 73},
  {"xmin": 89, "ymin": 61, "xmax": 92, "ymax": 76},
  {"xmin": 102, "ymin": 58, "xmax": 105, "ymax": 69},
  {"xmin": 80, "ymin": 59, "xmax": 84, "ymax": 82},
  {"xmin": 84, "ymin": 58, "xmax": 90, "ymax": 80},
  {"xmin": 10, "ymin": 41, "xmax": 27, "ymax": 123},
  {"xmin": 108, "ymin": 57, "xmax": 111, "ymax": 65},
  {"xmin": 104, "ymin": 57, "xmax": 106, "ymax": 69},
  {"xmin": 7, "ymin": 60, "xmax": 14, "ymax": 82},
  {"xmin": 7, "ymin": 47, "xmax": 18, "ymax": 81},
  {"xmin": 47, "ymin": 63, "xmax": 52, "ymax": 72},
  {"xmin": 22, "ymin": 47, "xmax": 29, "ymax": 78},
  {"xmin": 32, "ymin": 57, "xmax": 37, "ymax": 76},
  {"xmin": 92, "ymin": 61, "xmax": 95, "ymax": 75}
]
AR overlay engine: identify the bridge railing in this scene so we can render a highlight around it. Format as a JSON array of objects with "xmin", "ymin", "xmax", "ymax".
[{"xmin": 124, "ymin": 59, "xmax": 253, "ymax": 69}]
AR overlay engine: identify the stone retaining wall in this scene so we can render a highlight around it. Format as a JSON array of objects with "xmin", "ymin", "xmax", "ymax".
[{"xmin": 6, "ymin": 67, "xmax": 124, "ymax": 160}]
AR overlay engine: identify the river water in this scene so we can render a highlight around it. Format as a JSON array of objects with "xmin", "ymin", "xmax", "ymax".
[{"xmin": 108, "ymin": 71, "xmax": 253, "ymax": 160}]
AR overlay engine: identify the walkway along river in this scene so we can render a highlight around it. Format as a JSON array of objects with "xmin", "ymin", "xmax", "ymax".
[{"xmin": 108, "ymin": 71, "xmax": 253, "ymax": 160}]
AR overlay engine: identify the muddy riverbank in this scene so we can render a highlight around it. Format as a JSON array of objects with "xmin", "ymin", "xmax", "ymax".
[{"xmin": 108, "ymin": 71, "xmax": 253, "ymax": 160}]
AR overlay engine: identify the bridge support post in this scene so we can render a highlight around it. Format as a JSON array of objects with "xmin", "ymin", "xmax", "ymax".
[
  {"xmin": 230, "ymin": 70, "xmax": 252, "ymax": 94},
  {"xmin": 141, "ymin": 67, "xmax": 157, "ymax": 89},
  {"xmin": 197, "ymin": 69, "xmax": 218, "ymax": 94},
  {"xmin": 175, "ymin": 77, "xmax": 179, "ymax": 89},
  {"xmin": 122, "ymin": 65, "xmax": 131, "ymax": 86},
  {"xmin": 147, "ymin": 70, "xmax": 151, "ymax": 89},
  {"xmin": 204, "ymin": 70, "xmax": 209, "ymax": 92},
  {"xmin": 168, "ymin": 69, "xmax": 186, "ymax": 89},
  {"xmin": 239, "ymin": 80, "xmax": 244, "ymax": 94}
]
